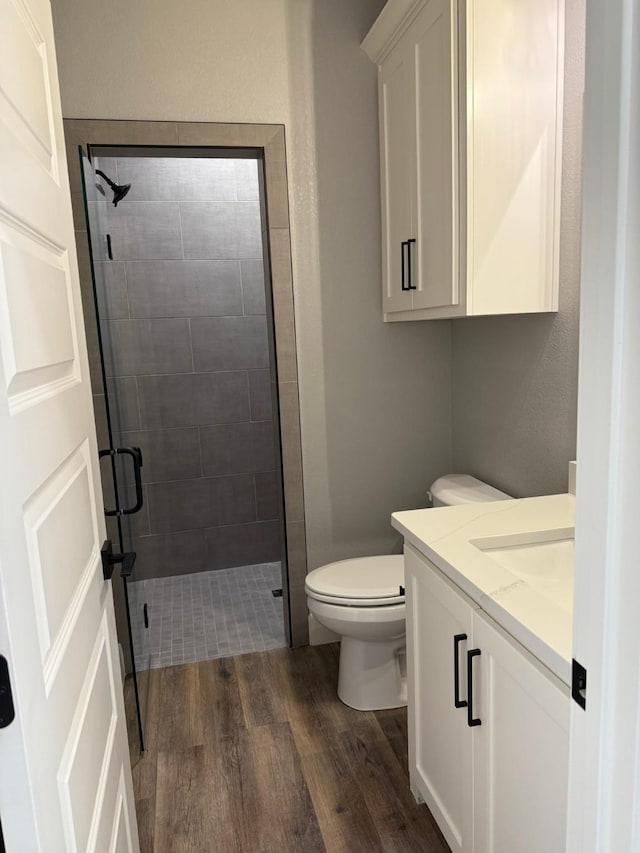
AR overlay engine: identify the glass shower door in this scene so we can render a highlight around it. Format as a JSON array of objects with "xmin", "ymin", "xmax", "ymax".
[{"xmin": 79, "ymin": 149, "xmax": 150, "ymax": 752}]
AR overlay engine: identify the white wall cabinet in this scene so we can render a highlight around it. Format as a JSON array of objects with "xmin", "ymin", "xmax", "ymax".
[
  {"xmin": 405, "ymin": 544, "xmax": 569, "ymax": 853},
  {"xmin": 363, "ymin": 0, "xmax": 564, "ymax": 321},
  {"xmin": 376, "ymin": 0, "xmax": 457, "ymax": 317}
]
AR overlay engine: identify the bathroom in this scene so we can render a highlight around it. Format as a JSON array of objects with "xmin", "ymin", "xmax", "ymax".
[
  {"xmin": 65, "ymin": 0, "xmax": 582, "ymax": 830},
  {"xmin": 0, "ymin": 0, "xmax": 636, "ymax": 851}
]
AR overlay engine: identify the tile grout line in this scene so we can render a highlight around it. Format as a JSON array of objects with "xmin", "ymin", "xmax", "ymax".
[
  {"xmin": 177, "ymin": 199, "xmax": 186, "ymax": 261},
  {"xmin": 239, "ymin": 259, "xmax": 246, "ymax": 316},
  {"xmin": 187, "ymin": 317, "xmax": 196, "ymax": 373},
  {"xmin": 122, "ymin": 254, "xmax": 132, "ymax": 321},
  {"xmin": 132, "ymin": 375, "xmax": 143, "ymax": 433}
]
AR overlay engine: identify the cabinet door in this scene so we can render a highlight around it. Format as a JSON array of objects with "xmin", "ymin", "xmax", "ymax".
[
  {"xmin": 405, "ymin": 546, "xmax": 474, "ymax": 853},
  {"xmin": 471, "ymin": 612, "xmax": 569, "ymax": 853},
  {"xmin": 465, "ymin": 0, "xmax": 563, "ymax": 314},
  {"xmin": 411, "ymin": 0, "xmax": 458, "ymax": 311},
  {"xmin": 379, "ymin": 38, "xmax": 414, "ymax": 315}
]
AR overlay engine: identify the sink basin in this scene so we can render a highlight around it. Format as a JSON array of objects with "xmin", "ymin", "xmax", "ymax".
[{"xmin": 472, "ymin": 529, "xmax": 574, "ymax": 613}]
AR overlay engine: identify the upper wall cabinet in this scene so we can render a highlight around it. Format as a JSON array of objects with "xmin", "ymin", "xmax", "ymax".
[{"xmin": 363, "ymin": 0, "xmax": 565, "ymax": 321}]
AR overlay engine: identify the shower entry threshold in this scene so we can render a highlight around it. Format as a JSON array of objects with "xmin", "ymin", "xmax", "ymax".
[{"xmin": 130, "ymin": 562, "xmax": 286, "ymax": 669}]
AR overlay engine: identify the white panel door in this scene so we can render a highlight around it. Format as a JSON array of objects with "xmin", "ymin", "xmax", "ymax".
[
  {"xmin": 0, "ymin": 0, "xmax": 139, "ymax": 851},
  {"xmin": 405, "ymin": 545, "xmax": 474, "ymax": 853},
  {"xmin": 472, "ymin": 612, "xmax": 569, "ymax": 853},
  {"xmin": 412, "ymin": 0, "xmax": 458, "ymax": 311},
  {"xmin": 379, "ymin": 37, "xmax": 415, "ymax": 315}
]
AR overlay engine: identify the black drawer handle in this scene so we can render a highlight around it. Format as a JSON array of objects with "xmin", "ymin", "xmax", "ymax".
[
  {"xmin": 401, "ymin": 240, "xmax": 409, "ymax": 290},
  {"xmin": 467, "ymin": 648, "xmax": 482, "ymax": 727},
  {"xmin": 407, "ymin": 238, "xmax": 416, "ymax": 290},
  {"xmin": 453, "ymin": 633, "xmax": 468, "ymax": 709}
]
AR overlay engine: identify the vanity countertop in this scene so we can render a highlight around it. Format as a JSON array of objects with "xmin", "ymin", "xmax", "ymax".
[{"xmin": 392, "ymin": 493, "xmax": 575, "ymax": 686}]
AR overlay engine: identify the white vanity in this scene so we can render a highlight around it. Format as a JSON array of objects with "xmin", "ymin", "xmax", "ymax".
[{"xmin": 392, "ymin": 494, "xmax": 575, "ymax": 853}]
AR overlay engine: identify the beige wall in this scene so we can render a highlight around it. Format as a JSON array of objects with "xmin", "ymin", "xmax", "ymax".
[
  {"xmin": 288, "ymin": 0, "xmax": 451, "ymax": 564},
  {"xmin": 451, "ymin": 0, "xmax": 585, "ymax": 498},
  {"xmin": 51, "ymin": 0, "xmax": 453, "ymax": 567}
]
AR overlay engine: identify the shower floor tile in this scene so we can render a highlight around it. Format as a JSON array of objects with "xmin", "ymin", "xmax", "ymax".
[{"xmin": 129, "ymin": 562, "xmax": 286, "ymax": 670}]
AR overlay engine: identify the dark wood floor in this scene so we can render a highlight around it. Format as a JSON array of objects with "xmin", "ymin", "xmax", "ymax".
[{"xmin": 126, "ymin": 643, "xmax": 450, "ymax": 853}]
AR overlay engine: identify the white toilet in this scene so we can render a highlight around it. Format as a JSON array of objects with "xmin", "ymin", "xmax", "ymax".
[{"xmin": 305, "ymin": 474, "xmax": 512, "ymax": 711}]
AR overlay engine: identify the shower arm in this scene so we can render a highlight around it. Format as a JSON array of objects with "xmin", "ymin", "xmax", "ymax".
[{"xmin": 95, "ymin": 169, "xmax": 117, "ymax": 191}]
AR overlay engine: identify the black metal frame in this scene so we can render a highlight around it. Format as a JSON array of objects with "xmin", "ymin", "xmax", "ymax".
[{"xmin": 78, "ymin": 147, "xmax": 146, "ymax": 753}]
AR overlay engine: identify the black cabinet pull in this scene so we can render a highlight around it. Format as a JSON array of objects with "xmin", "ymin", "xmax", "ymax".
[
  {"xmin": 453, "ymin": 633, "xmax": 468, "ymax": 709},
  {"xmin": 467, "ymin": 648, "xmax": 482, "ymax": 727},
  {"xmin": 99, "ymin": 446, "xmax": 144, "ymax": 516},
  {"xmin": 401, "ymin": 240, "xmax": 409, "ymax": 290},
  {"xmin": 407, "ymin": 238, "xmax": 417, "ymax": 290}
]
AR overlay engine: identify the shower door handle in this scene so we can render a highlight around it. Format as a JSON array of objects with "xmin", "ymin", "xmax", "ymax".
[{"xmin": 99, "ymin": 446, "xmax": 144, "ymax": 516}]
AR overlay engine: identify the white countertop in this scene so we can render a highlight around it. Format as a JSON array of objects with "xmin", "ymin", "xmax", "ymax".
[{"xmin": 392, "ymin": 494, "xmax": 575, "ymax": 685}]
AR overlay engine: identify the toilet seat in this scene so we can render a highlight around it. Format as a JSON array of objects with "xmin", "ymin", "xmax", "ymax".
[
  {"xmin": 307, "ymin": 590, "xmax": 404, "ymax": 607},
  {"xmin": 305, "ymin": 555, "xmax": 404, "ymax": 608}
]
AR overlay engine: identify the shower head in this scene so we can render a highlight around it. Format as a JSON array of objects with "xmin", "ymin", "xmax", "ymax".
[
  {"xmin": 112, "ymin": 182, "xmax": 132, "ymax": 206},
  {"xmin": 95, "ymin": 169, "xmax": 132, "ymax": 207}
]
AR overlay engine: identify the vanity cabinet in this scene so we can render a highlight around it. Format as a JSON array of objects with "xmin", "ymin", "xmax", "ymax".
[
  {"xmin": 363, "ymin": 0, "xmax": 565, "ymax": 321},
  {"xmin": 405, "ymin": 544, "xmax": 569, "ymax": 853},
  {"xmin": 407, "ymin": 541, "xmax": 474, "ymax": 852}
]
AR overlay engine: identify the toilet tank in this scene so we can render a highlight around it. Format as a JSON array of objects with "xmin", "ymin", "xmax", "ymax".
[{"xmin": 429, "ymin": 474, "xmax": 512, "ymax": 507}]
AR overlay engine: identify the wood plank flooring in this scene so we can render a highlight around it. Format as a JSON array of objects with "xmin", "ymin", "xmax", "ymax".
[{"xmin": 126, "ymin": 643, "xmax": 450, "ymax": 853}]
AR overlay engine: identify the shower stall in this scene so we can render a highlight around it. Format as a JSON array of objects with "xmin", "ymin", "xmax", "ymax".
[{"xmin": 78, "ymin": 146, "xmax": 290, "ymax": 748}]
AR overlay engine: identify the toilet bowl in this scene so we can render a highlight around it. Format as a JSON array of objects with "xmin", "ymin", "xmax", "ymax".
[
  {"xmin": 306, "ymin": 474, "xmax": 512, "ymax": 712},
  {"xmin": 305, "ymin": 555, "xmax": 406, "ymax": 711}
]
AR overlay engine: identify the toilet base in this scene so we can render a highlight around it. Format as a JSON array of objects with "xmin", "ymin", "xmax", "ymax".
[{"xmin": 337, "ymin": 635, "xmax": 407, "ymax": 711}]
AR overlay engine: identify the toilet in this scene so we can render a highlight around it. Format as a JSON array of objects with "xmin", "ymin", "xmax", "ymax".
[{"xmin": 305, "ymin": 474, "xmax": 512, "ymax": 711}]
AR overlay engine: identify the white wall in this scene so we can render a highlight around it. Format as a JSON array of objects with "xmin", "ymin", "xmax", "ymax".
[
  {"xmin": 53, "ymin": 0, "xmax": 292, "ymax": 124},
  {"xmin": 51, "ymin": 0, "xmax": 453, "ymax": 567},
  {"xmin": 450, "ymin": 0, "xmax": 585, "ymax": 498}
]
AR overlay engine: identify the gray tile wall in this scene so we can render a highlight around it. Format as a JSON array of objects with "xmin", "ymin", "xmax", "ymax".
[{"xmin": 91, "ymin": 156, "xmax": 282, "ymax": 579}]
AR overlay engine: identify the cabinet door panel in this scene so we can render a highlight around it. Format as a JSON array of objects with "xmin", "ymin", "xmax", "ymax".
[
  {"xmin": 472, "ymin": 612, "xmax": 569, "ymax": 853},
  {"xmin": 466, "ymin": 0, "xmax": 563, "ymax": 314},
  {"xmin": 379, "ymin": 41, "xmax": 414, "ymax": 315},
  {"xmin": 412, "ymin": 0, "xmax": 458, "ymax": 310},
  {"xmin": 405, "ymin": 546, "xmax": 474, "ymax": 853}
]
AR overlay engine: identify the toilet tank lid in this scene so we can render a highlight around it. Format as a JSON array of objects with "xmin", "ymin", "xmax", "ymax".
[{"xmin": 430, "ymin": 474, "xmax": 512, "ymax": 505}]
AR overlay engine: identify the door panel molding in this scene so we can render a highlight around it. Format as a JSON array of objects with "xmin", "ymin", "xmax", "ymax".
[{"xmin": 0, "ymin": 0, "xmax": 139, "ymax": 847}]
